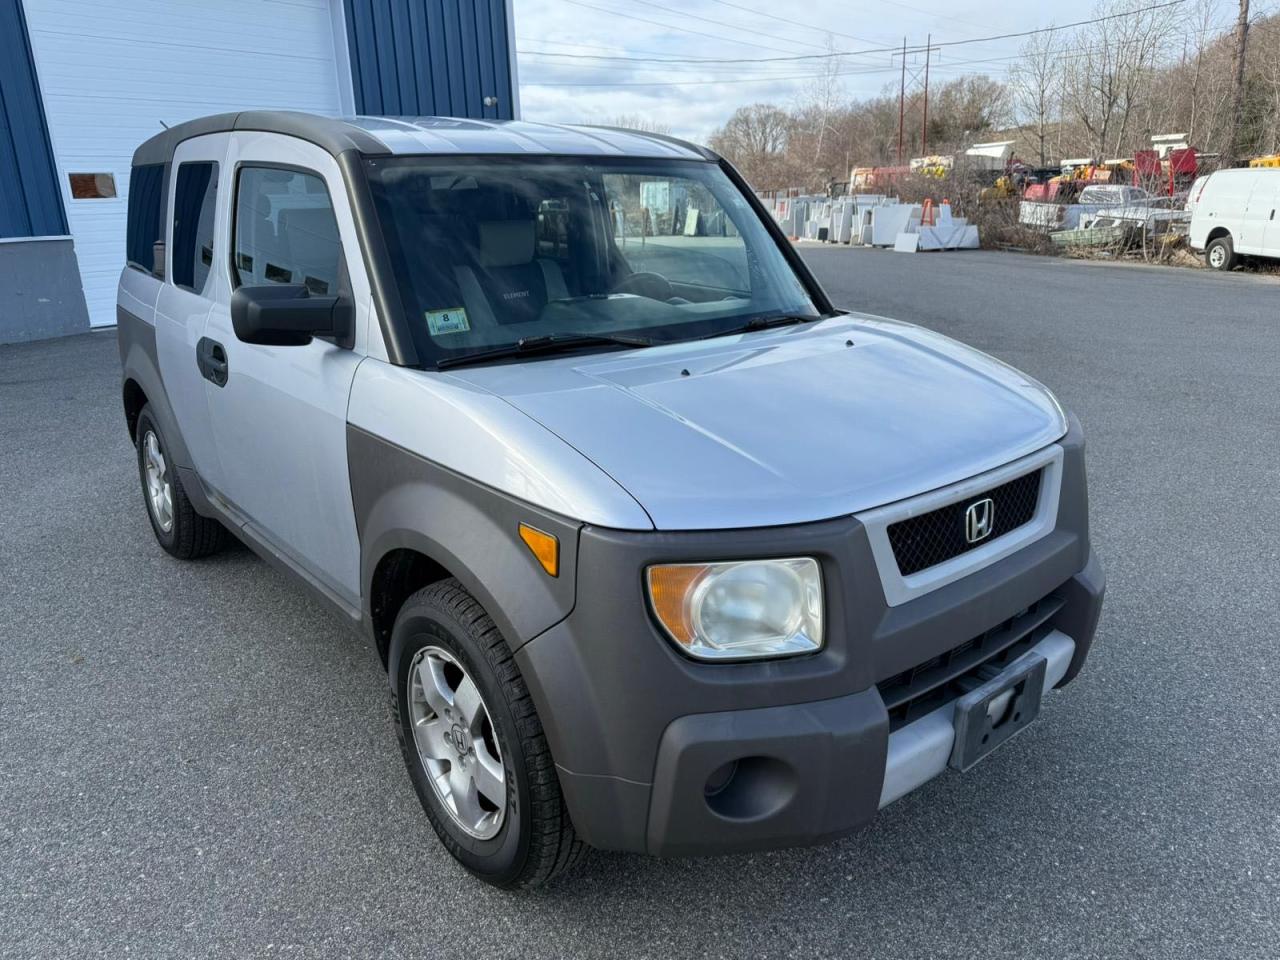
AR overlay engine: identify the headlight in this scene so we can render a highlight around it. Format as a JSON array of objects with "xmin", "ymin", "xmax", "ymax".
[{"xmin": 646, "ymin": 558, "xmax": 824, "ymax": 661}]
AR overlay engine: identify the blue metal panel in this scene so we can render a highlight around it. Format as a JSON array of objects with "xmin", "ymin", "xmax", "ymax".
[
  {"xmin": 371, "ymin": 0, "xmax": 402, "ymax": 114},
  {"xmin": 388, "ymin": 0, "xmax": 418, "ymax": 113},
  {"xmin": 424, "ymin": 0, "xmax": 453, "ymax": 113},
  {"xmin": 486, "ymin": 0, "xmax": 513, "ymax": 120},
  {"xmin": 344, "ymin": 0, "xmax": 514, "ymax": 121},
  {"xmin": 344, "ymin": 0, "xmax": 383, "ymax": 118},
  {"xmin": 473, "ymin": 0, "xmax": 497, "ymax": 118},
  {"xmin": 0, "ymin": 0, "xmax": 66, "ymax": 238},
  {"xmin": 455, "ymin": 0, "xmax": 481, "ymax": 120}
]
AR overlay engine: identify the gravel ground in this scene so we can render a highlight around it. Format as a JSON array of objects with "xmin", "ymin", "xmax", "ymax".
[{"xmin": 1, "ymin": 247, "xmax": 1277, "ymax": 958}]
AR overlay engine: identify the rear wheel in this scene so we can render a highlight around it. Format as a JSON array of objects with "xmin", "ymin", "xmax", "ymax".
[
  {"xmin": 134, "ymin": 405, "xmax": 225, "ymax": 559},
  {"xmin": 390, "ymin": 579, "xmax": 583, "ymax": 888},
  {"xmin": 1205, "ymin": 235, "xmax": 1237, "ymax": 271}
]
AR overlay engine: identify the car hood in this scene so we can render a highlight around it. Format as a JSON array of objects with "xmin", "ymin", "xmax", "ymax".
[{"xmin": 444, "ymin": 314, "xmax": 1067, "ymax": 530}]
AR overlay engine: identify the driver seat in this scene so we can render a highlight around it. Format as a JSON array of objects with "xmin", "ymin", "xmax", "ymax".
[{"xmin": 454, "ymin": 220, "xmax": 569, "ymax": 327}]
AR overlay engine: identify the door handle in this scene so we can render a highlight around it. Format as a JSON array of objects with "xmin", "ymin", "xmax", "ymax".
[{"xmin": 197, "ymin": 336, "xmax": 229, "ymax": 387}]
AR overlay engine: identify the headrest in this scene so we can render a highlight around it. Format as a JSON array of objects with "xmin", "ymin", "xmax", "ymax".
[
  {"xmin": 477, "ymin": 220, "xmax": 535, "ymax": 268},
  {"xmin": 278, "ymin": 206, "xmax": 336, "ymax": 237}
]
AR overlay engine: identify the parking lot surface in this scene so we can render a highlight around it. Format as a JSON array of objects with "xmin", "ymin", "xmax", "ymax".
[{"xmin": 2, "ymin": 248, "xmax": 1277, "ymax": 958}]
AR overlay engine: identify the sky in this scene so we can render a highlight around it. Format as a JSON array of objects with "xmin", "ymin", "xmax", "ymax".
[
  {"xmin": 514, "ymin": 0, "xmax": 1075, "ymax": 140},
  {"xmin": 512, "ymin": 0, "xmax": 1229, "ymax": 142}
]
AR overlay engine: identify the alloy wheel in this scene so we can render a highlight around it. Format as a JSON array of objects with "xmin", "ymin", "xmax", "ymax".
[
  {"xmin": 406, "ymin": 645, "xmax": 507, "ymax": 839},
  {"xmin": 142, "ymin": 430, "xmax": 174, "ymax": 533}
]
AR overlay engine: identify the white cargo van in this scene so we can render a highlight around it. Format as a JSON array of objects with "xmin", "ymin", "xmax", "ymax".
[{"xmin": 1188, "ymin": 168, "xmax": 1280, "ymax": 270}]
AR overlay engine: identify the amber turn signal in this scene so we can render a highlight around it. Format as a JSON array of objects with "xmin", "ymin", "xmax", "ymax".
[
  {"xmin": 645, "ymin": 563, "xmax": 711, "ymax": 647},
  {"xmin": 518, "ymin": 523, "xmax": 559, "ymax": 577}
]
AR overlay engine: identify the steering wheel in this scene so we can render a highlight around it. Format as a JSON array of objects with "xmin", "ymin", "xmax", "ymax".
[{"xmin": 611, "ymin": 271, "xmax": 674, "ymax": 301}]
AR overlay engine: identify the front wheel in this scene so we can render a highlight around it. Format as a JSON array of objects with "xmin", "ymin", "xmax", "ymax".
[
  {"xmin": 389, "ymin": 579, "xmax": 583, "ymax": 888},
  {"xmin": 1205, "ymin": 236, "xmax": 1237, "ymax": 271}
]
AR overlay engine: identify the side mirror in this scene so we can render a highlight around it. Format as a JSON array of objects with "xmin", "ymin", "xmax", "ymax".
[{"xmin": 230, "ymin": 284, "xmax": 353, "ymax": 347}]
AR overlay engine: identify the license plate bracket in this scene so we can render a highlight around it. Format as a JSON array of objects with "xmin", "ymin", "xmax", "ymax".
[{"xmin": 949, "ymin": 651, "xmax": 1047, "ymax": 772}]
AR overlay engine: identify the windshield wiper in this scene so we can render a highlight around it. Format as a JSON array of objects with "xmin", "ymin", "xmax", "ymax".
[
  {"xmin": 697, "ymin": 314, "xmax": 820, "ymax": 341},
  {"xmin": 436, "ymin": 332, "xmax": 653, "ymax": 371}
]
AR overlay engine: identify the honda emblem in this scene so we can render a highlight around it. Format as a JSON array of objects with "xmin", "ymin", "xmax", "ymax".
[{"xmin": 964, "ymin": 498, "xmax": 995, "ymax": 544}]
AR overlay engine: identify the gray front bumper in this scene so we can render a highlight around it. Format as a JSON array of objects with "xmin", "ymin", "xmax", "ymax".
[
  {"xmin": 878, "ymin": 628, "xmax": 1074, "ymax": 808},
  {"xmin": 514, "ymin": 418, "xmax": 1103, "ymax": 857}
]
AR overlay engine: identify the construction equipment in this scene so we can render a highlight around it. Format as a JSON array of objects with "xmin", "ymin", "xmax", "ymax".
[{"xmin": 979, "ymin": 176, "xmax": 1017, "ymax": 203}]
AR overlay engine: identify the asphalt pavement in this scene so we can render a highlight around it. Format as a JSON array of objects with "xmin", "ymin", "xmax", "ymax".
[{"xmin": 1, "ymin": 248, "xmax": 1277, "ymax": 958}]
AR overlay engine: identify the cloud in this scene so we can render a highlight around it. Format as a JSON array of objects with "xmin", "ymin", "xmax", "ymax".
[{"xmin": 512, "ymin": 0, "xmax": 1068, "ymax": 142}]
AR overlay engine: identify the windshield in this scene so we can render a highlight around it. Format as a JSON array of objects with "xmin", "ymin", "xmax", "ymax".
[{"xmin": 364, "ymin": 155, "xmax": 821, "ymax": 366}]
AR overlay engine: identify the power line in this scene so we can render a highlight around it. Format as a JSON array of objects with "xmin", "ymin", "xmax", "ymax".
[
  {"xmin": 518, "ymin": 44, "xmax": 823, "ymax": 65},
  {"xmin": 519, "ymin": 39, "xmax": 1104, "ymax": 77},
  {"xmin": 524, "ymin": 51, "xmax": 1049, "ymax": 87},
  {"xmin": 558, "ymin": 0, "xmax": 806, "ymax": 55},
  {"xmin": 522, "ymin": 35, "xmax": 1205, "ymax": 88},
  {"xmin": 528, "ymin": 67, "xmax": 905, "ymax": 88},
  {"xmin": 848, "ymin": 0, "xmax": 1189, "ymax": 55},
  {"xmin": 533, "ymin": 0, "xmax": 1188, "ymax": 66},
  {"xmin": 521, "ymin": 58, "xmax": 846, "ymax": 78},
  {"xmin": 624, "ymin": 0, "xmax": 831, "ymax": 52},
  {"xmin": 520, "ymin": 51, "xmax": 845, "ymax": 76},
  {"xmin": 702, "ymin": 0, "xmax": 887, "ymax": 47},
  {"xmin": 516, "ymin": 35, "xmax": 710, "ymax": 61},
  {"xmin": 522, "ymin": 22, "xmax": 1219, "ymax": 81},
  {"xmin": 868, "ymin": 0, "xmax": 987, "ymax": 30}
]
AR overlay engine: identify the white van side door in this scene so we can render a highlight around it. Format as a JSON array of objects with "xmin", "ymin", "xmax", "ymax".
[
  {"xmin": 1258, "ymin": 177, "xmax": 1280, "ymax": 258},
  {"xmin": 201, "ymin": 133, "xmax": 373, "ymax": 611},
  {"xmin": 154, "ymin": 134, "xmax": 231, "ymax": 492},
  {"xmin": 1238, "ymin": 175, "xmax": 1274, "ymax": 254}
]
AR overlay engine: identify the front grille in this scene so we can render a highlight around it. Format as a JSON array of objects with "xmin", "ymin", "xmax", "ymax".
[
  {"xmin": 877, "ymin": 593, "xmax": 1064, "ymax": 731},
  {"xmin": 887, "ymin": 469, "xmax": 1043, "ymax": 577}
]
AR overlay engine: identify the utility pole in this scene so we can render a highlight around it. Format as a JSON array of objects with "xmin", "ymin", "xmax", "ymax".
[
  {"xmin": 921, "ymin": 34, "xmax": 931, "ymax": 156},
  {"xmin": 1224, "ymin": 0, "xmax": 1251, "ymax": 167},
  {"xmin": 897, "ymin": 36, "xmax": 906, "ymax": 166}
]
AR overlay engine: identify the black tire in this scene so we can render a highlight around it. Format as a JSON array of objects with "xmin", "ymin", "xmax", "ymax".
[
  {"xmin": 1205, "ymin": 235, "xmax": 1237, "ymax": 271},
  {"xmin": 389, "ymin": 579, "xmax": 583, "ymax": 888},
  {"xmin": 134, "ymin": 405, "xmax": 225, "ymax": 559}
]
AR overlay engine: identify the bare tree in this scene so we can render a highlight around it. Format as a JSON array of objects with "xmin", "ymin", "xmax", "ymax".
[
  {"xmin": 845, "ymin": 92, "xmax": 904, "ymax": 167},
  {"xmin": 1062, "ymin": 0, "xmax": 1179, "ymax": 159},
  {"xmin": 1161, "ymin": 0, "xmax": 1238, "ymax": 156},
  {"xmin": 1010, "ymin": 27, "xmax": 1062, "ymax": 166},
  {"xmin": 604, "ymin": 114, "xmax": 673, "ymax": 135},
  {"xmin": 1181, "ymin": 0, "xmax": 1221, "ymax": 147},
  {"xmin": 927, "ymin": 75, "xmax": 1011, "ymax": 151},
  {"xmin": 796, "ymin": 37, "xmax": 845, "ymax": 166},
  {"xmin": 703, "ymin": 6, "xmax": 1280, "ymax": 191},
  {"xmin": 708, "ymin": 104, "xmax": 795, "ymax": 187},
  {"xmin": 1256, "ymin": 17, "xmax": 1280, "ymax": 153},
  {"xmin": 1222, "ymin": 0, "xmax": 1252, "ymax": 166}
]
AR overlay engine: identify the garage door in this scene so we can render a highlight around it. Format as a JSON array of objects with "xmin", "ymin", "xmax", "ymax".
[{"xmin": 23, "ymin": 0, "xmax": 351, "ymax": 327}]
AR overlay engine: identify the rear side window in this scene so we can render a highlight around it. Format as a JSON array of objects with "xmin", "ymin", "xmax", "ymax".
[
  {"xmin": 126, "ymin": 164, "xmax": 166, "ymax": 277},
  {"xmin": 232, "ymin": 167, "xmax": 343, "ymax": 296},
  {"xmin": 171, "ymin": 162, "xmax": 219, "ymax": 293}
]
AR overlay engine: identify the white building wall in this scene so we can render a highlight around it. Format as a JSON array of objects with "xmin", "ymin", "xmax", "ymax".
[{"xmin": 23, "ymin": 0, "xmax": 351, "ymax": 327}]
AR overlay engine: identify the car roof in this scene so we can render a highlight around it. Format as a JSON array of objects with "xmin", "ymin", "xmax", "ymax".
[
  {"xmin": 1212, "ymin": 166, "xmax": 1280, "ymax": 177},
  {"xmin": 132, "ymin": 110, "xmax": 714, "ymax": 166}
]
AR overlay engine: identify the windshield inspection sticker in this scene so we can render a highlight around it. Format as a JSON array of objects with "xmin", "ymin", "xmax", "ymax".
[{"xmin": 426, "ymin": 307, "xmax": 470, "ymax": 336}]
